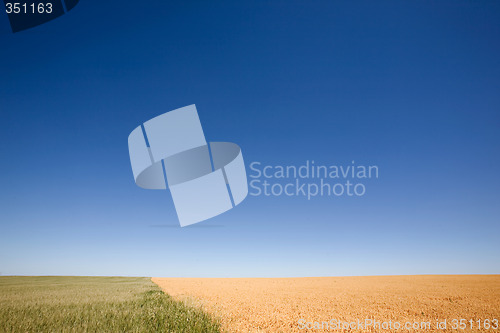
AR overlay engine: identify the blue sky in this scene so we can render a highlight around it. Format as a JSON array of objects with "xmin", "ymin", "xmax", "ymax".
[{"xmin": 0, "ymin": 0, "xmax": 499, "ymax": 277}]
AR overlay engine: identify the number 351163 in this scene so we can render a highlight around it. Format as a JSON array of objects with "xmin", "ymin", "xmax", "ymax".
[{"xmin": 5, "ymin": 3, "xmax": 53, "ymax": 14}]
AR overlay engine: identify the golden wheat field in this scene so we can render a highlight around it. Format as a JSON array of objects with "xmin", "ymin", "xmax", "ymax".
[{"xmin": 152, "ymin": 275, "xmax": 500, "ymax": 333}]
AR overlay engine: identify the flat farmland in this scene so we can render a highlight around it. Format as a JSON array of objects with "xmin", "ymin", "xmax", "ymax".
[
  {"xmin": 0, "ymin": 276, "xmax": 220, "ymax": 332},
  {"xmin": 152, "ymin": 275, "xmax": 500, "ymax": 332}
]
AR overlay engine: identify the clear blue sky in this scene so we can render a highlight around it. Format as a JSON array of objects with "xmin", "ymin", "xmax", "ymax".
[{"xmin": 0, "ymin": 0, "xmax": 499, "ymax": 277}]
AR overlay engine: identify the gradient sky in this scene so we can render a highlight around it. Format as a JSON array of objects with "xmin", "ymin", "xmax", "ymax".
[{"xmin": 0, "ymin": 0, "xmax": 499, "ymax": 277}]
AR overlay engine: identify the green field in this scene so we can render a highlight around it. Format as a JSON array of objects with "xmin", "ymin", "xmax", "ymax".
[{"xmin": 0, "ymin": 276, "xmax": 221, "ymax": 333}]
